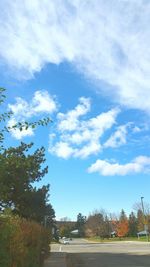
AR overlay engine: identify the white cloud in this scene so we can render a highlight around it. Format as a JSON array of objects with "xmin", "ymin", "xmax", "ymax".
[
  {"xmin": 104, "ymin": 124, "xmax": 129, "ymax": 148},
  {"xmin": 49, "ymin": 97, "xmax": 120, "ymax": 158},
  {"xmin": 132, "ymin": 123, "xmax": 149, "ymax": 133},
  {"xmin": 50, "ymin": 141, "xmax": 75, "ymax": 159},
  {"xmin": 132, "ymin": 126, "xmax": 142, "ymax": 133},
  {"xmin": 74, "ymin": 141, "xmax": 101, "ymax": 159},
  {"xmin": 88, "ymin": 156, "xmax": 150, "ymax": 176},
  {"xmin": 1, "ymin": 1, "xmax": 150, "ymax": 112},
  {"xmin": 8, "ymin": 90, "xmax": 57, "ymax": 139},
  {"xmin": 7, "ymin": 118, "xmax": 34, "ymax": 140},
  {"xmin": 57, "ymin": 97, "xmax": 91, "ymax": 132},
  {"xmin": 31, "ymin": 91, "xmax": 57, "ymax": 113},
  {"xmin": 8, "ymin": 90, "xmax": 57, "ymax": 118}
]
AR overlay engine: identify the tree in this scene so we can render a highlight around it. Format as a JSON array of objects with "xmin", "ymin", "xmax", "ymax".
[
  {"xmin": 117, "ymin": 210, "xmax": 129, "ymax": 238},
  {"xmin": 103, "ymin": 215, "xmax": 111, "ymax": 238},
  {"xmin": 128, "ymin": 212, "xmax": 137, "ymax": 237},
  {"xmin": 137, "ymin": 209, "xmax": 144, "ymax": 232},
  {"xmin": 85, "ymin": 210, "xmax": 110, "ymax": 238},
  {"xmin": 133, "ymin": 201, "xmax": 150, "ymax": 216},
  {"xmin": 76, "ymin": 213, "xmax": 86, "ymax": 237},
  {"xmin": 85, "ymin": 213, "xmax": 101, "ymax": 237},
  {"xmin": 0, "ymin": 142, "xmax": 55, "ymax": 226},
  {"xmin": 0, "ymin": 87, "xmax": 56, "ymax": 245},
  {"xmin": 58, "ymin": 219, "xmax": 76, "ymax": 238},
  {"xmin": 16, "ymin": 185, "xmax": 55, "ymax": 224},
  {"xmin": 59, "ymin": 224, "xmax": 73, "ymax": 238},
  {"xmin": 119, "ymin": 209, "xmax": 127, "ymax": 221},
  {"xmin": 133, "ymin": 202, "xmax": 150, "ymax": 232},
  {"xmin": 0, "ymin": 87, "xmax": 51, "ymax": 148}
]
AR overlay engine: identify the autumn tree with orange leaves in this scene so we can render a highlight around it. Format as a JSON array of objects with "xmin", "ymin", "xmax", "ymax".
[{"xmin": 117, "ymin": 209, "xmax": 129, "ymax": 238}]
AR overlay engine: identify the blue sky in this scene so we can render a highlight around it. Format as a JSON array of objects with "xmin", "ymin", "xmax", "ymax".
[{"xmin": 1, "ymin": 0, "xmax": 150, "ymax": 220}]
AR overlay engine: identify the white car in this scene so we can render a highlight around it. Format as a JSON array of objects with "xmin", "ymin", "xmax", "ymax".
[{"xmin": 63, "ymin": 239, "xmax": 70, "ymax": 244}]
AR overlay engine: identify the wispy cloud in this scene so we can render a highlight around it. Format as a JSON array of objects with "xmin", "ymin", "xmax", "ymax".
[
  {"xmin": 103, "ymin": 124, "xmax": 130, "ymax": 149},
  {"xmin": 1, "ymin": 1, "xmax": 150, "ymax": 112},
  {"xmin": 7, "ymin": 118, "xmax": 34, "ymax": 139},
  {"xmin": 88, "ymin": 156, "xmax": 150, "ymax": 176},
  {"xmin": 57, "ymin": 97, "xmax": 91, "ymax": 132},
  {"xmin": 49, "ymin": 97, "xmax": 120, "ymax": 159},
  {"xmin": 8, "ymin": 91, "xmax": 57, "ymax": 118},
  {"xmin": 8, "ymin": 90, "xmax": 57, "ymax": 139}
]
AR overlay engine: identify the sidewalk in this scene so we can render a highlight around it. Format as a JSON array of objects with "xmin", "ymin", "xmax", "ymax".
[{"xmin": 44, "ymin": 252, "xmax": 67, "ymax": 267}]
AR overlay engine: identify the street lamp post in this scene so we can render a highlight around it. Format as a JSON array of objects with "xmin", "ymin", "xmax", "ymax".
[
  {"xmin": 141, "ymin": 197, "xmax": 145, "ymax": 217},
  {"xmin": 141, "ymin": 197, "xmax": 149, "ymax": 241},
  {"xmin": 44, "ymin": 215, "xmax": 49, "ymax": 227}
]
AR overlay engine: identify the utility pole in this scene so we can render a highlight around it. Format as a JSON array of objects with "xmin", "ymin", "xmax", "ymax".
[
  {"xmin": 141, "ymin": 197, "xmax": 149, "ymax": 241},
  {"xmin": 141, "ymin": 197, "xmax": 145, "ymax": 217},
  {"xmin": 44, "ymin": 215, "xmax": 49, "ymax": 228}
]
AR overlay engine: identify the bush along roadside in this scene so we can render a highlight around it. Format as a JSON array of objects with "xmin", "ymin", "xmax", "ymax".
[{"xmin": 0, "ymin": 214, "xmax": 51, "ymax": 267}]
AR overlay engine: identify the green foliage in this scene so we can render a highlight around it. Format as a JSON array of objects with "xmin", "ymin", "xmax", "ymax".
[
  {"xmin": 0, "ymin": 87, "xmax": 52, "ymax": 148},
  {"xmin": 137, "ymin": 209, "xmax": 144, "ymax": 232},
  {"xmin": 76, "ymin": 213, "xmax": 86, "ymax": 237},
  {"xmin": 128, "ymin": 212, "xmax": 138, "ymax": 237},
  {"xmin": 119, "ymin": 209, "xmax": 127, "ymax": 221},
  {"xmin": 0, "ymin": 88, "xmax": 54, "ymax": 266},
  {"xmin": 0, "ymin": 142, "xmax": 55, "ymax": 226},
  {"xmin": 85, "ymin": 212, "xmax": 111, "ymax": 238},
  {"xmin": 0, "ymin": 214, "xmax": 51, "ymax": 267},
  {"xmin": 58, "ymin": 220, "xmax": 76, "ymax": 238},
  {"xmin": 59, "ymin": 225, "xmax": 72, "ymax": 238},
  {"xmin": 0, "ymin": 88, "xmax": 55, "ymax": 224}
]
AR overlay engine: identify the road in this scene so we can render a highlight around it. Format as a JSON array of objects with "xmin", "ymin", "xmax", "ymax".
[{"xmin": 51, "ymin": 238, "xmax": 150, "ymax": 267}]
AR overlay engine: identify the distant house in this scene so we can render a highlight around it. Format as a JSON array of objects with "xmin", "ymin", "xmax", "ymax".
[
  {"xmin": 110, "ymin": 231, "xmax": 117, "ymax": 238},
  {"xmin": 56, "ymin": 220, "xmax": 76, "ymax": 237},
  {"xmin": 70, "ymin": 229, "xmax": 79, "ymax": 235},
  {"xmin": 56, "ymin": 220, "xmax": 76, "ymax": 228},
  {"xmin": 137, "ymin": 230, "xmax": 149, "ymax": 238}
]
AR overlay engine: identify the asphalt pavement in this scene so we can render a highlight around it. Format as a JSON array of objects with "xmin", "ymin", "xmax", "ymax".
[
  {"xmin": 66, "ymin": 252, "xmax": 150, "ymax": 267},
  {"xmin": 46, "ymin": 238, "xmax": 150, "ymax": 267}
]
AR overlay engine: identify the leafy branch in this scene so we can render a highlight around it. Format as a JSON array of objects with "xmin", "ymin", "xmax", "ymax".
[{"xmin": 0, "ymin": 88, "xmax": 52, "ymax": 145}]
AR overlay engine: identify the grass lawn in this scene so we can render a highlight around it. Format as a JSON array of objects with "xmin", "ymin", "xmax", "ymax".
[{"xmin": 86, "ymin": 236, "xmax": 149, "ymax": 242}]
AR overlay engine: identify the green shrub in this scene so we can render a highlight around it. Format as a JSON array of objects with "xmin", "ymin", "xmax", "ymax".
[{"xmin": 0, "ymin": 215, "xmax": 51, "ymax": 267}]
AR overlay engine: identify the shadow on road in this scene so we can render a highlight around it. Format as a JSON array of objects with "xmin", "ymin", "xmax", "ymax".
[{"xmin": 66, "ymin": 252, "xmax": 150, "ymax": 267}]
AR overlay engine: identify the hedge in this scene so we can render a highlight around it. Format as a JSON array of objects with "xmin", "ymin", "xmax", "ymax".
[{"xmin": 0, "ymin": 215, "xmax": 51, "ymax": 267}]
